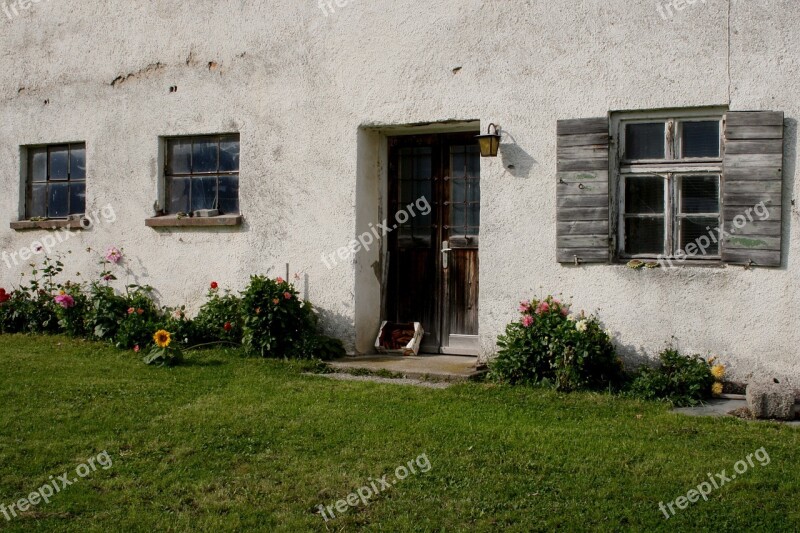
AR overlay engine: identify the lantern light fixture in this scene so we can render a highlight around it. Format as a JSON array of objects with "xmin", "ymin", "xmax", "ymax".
[{"xmin": 476, "ymin": 123, "xmax": 501, "ymax": 157}]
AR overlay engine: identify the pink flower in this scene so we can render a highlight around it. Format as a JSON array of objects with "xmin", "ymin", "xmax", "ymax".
[
  {"xmin": 521, "ymin": 315, "xmax": 534, "ymax": 328},
  {"xmin": 133, "ymin": 345, "xmax": 140, "ymax": 353},
  {"xmin": 54, "ymin": 294, "xmax": 75, "ymax": 309},
  {"xmin": 283, "ymin": 291, "xmax": 292, "ymax": 300},
  {"xmin": 276, "ymin": 277, "xmax": 285, "ymax": 284},
  {"xmin": 105, "ymin": 247, "xmax": 122, "ymax": 264},
  {"xmin": 127, "ymin": 307, "xmax": 135, "ymax": 314},
  {"xmin": 103, "ymin": 274, "xmax": 114, "ymax": 281},
  {"xmin": 561, "ymin": 307, "xmax": 569, "ymax": 316},
  {"xmin": 535, "ymin": 302, "xmax": 550, "ymax": 315},
  {"xmin": 518, "ymin": 300, "xmax": 531, "ymax": 313}
]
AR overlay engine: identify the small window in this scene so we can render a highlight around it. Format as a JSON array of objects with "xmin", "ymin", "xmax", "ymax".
[
  {"xmin": 617, "ymin": 112, "xmax": 723, "ymax": 260},
  {"xmin": 26, "ymin": 143, "xmax": 86, "ymax": 219},
  {"xmin": 165, "ymin": 134, "xmax": 240, "ymax": 214}
]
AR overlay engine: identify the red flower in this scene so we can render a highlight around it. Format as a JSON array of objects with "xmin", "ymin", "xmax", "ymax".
[
  {"xmin": 0, "ymin": 288, "xmax": 9, "ymax": 304},
  {"xmin": 137, "ymin": 308, "xmax": 144, "ymax": 315},
  {"xmin": 133, "ymin": 345, "xmax": 140, "ymax": 353},
  {"xmin": 210, "ymin": 281, "xmax": 219, "ymax": 290},
  {"xmin": 283, "ymin": 292, "xmax": 291, "ymax": 300},
  {"xmin": 223, "ymin": 322, "xmax": 232, "ymax": 332}
]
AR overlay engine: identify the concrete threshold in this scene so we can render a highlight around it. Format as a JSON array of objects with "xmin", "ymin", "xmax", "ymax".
[{"xmin": 328, "ymin": 354, "xmax": 485, "ymax": 383}]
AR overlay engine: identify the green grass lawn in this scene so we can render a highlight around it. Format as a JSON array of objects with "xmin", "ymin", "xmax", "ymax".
[{"xmin": 0, "ymin": 335, "xmax": 798, "ymax": 532}]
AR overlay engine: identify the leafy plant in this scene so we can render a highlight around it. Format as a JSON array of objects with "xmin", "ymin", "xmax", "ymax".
[
  {"xmin": 54, "ymin": 282, "xmax": 90, "ymax": 337},
  {"xmin": 627, "ymin": 348, "xmax": 715, "ymax": 407},
  {"xmin": 143, "ymin": 329, "xmax": 183, "ymax": 366},
  {"xmin": 85, "ymin": 283, "xmax": 128, "ymax": 341},
  {"xmin": 241, "ymin": 275, "xmax": 315, "ymax": 358},
  {"xmin": 490, "ymin": 296, "xmax": 624, "ymax": 391},
  {"xmin": 193, "ymin": 283, "xmax": 243, "ymax": 344}
]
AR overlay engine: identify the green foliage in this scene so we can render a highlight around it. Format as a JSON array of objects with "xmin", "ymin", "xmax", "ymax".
[
  {"xmin": 241, "ymin": 275, "xmax": 315, "ymax": 358},
  {"xmin": 113, "ymin": 286, "xmax": 161, "ymax": 349},
  {"xmin": 627, "ymin": 348, "xmax": 715, "ymax": 407},
  {"xmin": 193, "ymin": 287, "xmax": 243, "ymax": 344},
  {"xmin": 85, "ymin": 283, "xmax": 128, "ymax": 341},
  {"xmin": 55, "ymin": 282, "xmax": 90, "ymax": 337},
  {"xmin": 143, "ymin": 343, "xmax": 184, "ymax": 367},
  {"xmin": 490, "ymin": 296, "xmax": 624, "ymax": 392}
]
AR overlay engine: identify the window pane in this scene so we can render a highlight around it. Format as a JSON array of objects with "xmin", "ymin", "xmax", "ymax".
[
  {"xmin": 168, "ymin": 177, "xmax": 191, "ymax": 214},
  {"xmin": 680, "ymin": 176, "xmax": 719, "ymax": 214},
  {"xmin": 468, "ymin": 202, "xmax": 480, "ymax": 230},
  {"xmin": 48, "ymin": 183, "xmax": 69, "ymax": 218},
  {"xmin": 167, "ymin": 139, "xmax": 192, "ymax": 174},
  {"xmin": 30, "ymin": 148, "xmax": 47, "ymax": 182},
  {"xmin": 468, "ymin": 179, "xmax": 480, "ymax": 203},
  {"xmin": 70, "ymin": 145, "xmax": 86, "ymax": 180},
  {"xmin": 625, "ymin": 218, "xmax": 665, "ymax": 255},
  {"xmin": 218, "ymin": 176, "xmax": 239, "ymax": 214},
  {"xmin": 414, "ymin": 148, "xmax": 432, "ymax": 180},
  {"xmin": 466, "ymin": 145, "xmax": 480, "ymax": 178},
  {"xmin": 49, "ymin": 146, "xmax": 69, "ymax": 181},
  {"xmin": 680, "ymin": 217, "xmax": 720, "ymax": 257},
  {"xmin": 191, "ymin": 176, "xmax": 218, "ymax": 211},
  {"xmin": 192, "ymin": 139, "xmax": 218, "ymax": 173},
  {"xmin": 451, "ymin": 203, "xmax": 466, "ymax": 231},
  {"xmin": 452, "ymin": 178, "xmax": 465, "ymax": 203},
  {"xmin": 29, "ymin": 184, "xmax": 47, "ymax": 218},
  {"xmin": 69, "ymin": 183, "xmax": 86, "ymax": 215},
  {"xmin": 625, "ymin": 123, "xmax": 665, "ymax": 160},
  {"xmin": 625, "ymin": 176, "xmax": 664, "ymax": 214},
  {"xmin": 682, "ymin": 121, "xmax": 720, "ymax": 158},
  {"xmin": 219, "ymin": 139, "xmax": 240, "ymax": 172}
]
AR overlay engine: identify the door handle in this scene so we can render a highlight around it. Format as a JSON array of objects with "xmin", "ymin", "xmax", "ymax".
[{"xmin": 442, "ymin": 240, "xmax": 452, "ymax": 269}]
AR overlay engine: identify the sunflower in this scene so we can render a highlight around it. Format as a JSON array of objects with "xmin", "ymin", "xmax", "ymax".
[
  {"xmin": 711, "ymin": 364, "xmax": 725, "ymax": 380},
  {"xmin": 711, "ymin": 382, "xmax": 723, "ymax": 396},
  {"xmin": 153, "ymin": 330, "xmax": 172, "ymax": 348}
]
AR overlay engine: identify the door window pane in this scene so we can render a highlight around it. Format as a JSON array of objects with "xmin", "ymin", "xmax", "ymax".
[
  {"xmin": 192, "ymin": 176, "xmax": 218, "ymax": 211},
  {"xmin": 48, "ymin": 183, "xmax": 70, "ymax": 218},
  {"xmin": 680, "ymin": 217, "xmax": 720, "ymax": 257},
  {"xmin": 30, "ymin": 184, "xmax": 47, "ymax": 218},
  {"xmin": 168, "ymin": 139, "xmax": 192, "ymax": 174},
  {"xmin": 625, "ymin": 176, "xmax": 664, "ymax": 214},
  {"xmin": 625, "ymin": 218, "xmax": 664, "ymax": 255},
  {"xmin": 30, "ymin": 149, "xmax": 47, "ymax": 182},
  {"xmin": 218, "ymin": 176, "xmax": 239, "ymax": 214},
  {"xmin": 680, "ymin": 176, "xmax": 719, "ymax": 214},
  {"xmin": 70, "ymin": 146, "xmax": 86, "ymax": 179},
  {"xmin": 69, "ymin": 182, "xmax": 86, "ymax": 215},
  {"xmin": 49, "ymin": 146, "xmax": 69, "ymax": 181},
  {"xmin": 192, "ymin": 140, "xmax": 218, "ymax": 173},
  {"xmin": 625, "ymin": 123, "xmax": 665, "ymax": 160},
  {"xmin": 169, "ymin": 177, "xmax": 191, "ymax": 214},
  {"xmin": 681, "ymin": 121, "xmax": 720, "ymax": 158}
]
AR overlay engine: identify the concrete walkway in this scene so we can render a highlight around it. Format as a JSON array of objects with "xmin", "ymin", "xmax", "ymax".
[
  {"xmin": 328, "ymin": 354, "xmax": 484, "ymax": 382},
  {"xmin": 307, "ymin": 372, "xmax": 452, "ymax": 389},
  {"xmin": 673, "ymin": 398, "xmax": 800, "ymax": 426}
]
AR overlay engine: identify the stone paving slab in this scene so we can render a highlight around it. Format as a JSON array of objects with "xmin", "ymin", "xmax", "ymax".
[
  {"xmin": 673, "ymin": 399, "xmax": 800, "ymax": 426},
  {"xmin": 328, "ymin": 354, "xmax": 484, "ymax": 382},
  {"xmin": 306, "ymin": 372, "xmax": 452, "ymax": 389}
]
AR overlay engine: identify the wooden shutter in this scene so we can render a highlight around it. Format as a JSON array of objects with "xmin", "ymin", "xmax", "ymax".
[
  {"xmin": 722, "ymin": 111, "xmax": 784, "ymax": 267},
  {"xmin": 556, "ymin": 117, "xmax": 610, "ymax": 263}
]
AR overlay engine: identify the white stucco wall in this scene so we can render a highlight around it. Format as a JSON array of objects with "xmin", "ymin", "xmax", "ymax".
[{"xmin": 0, "ymin": 1, "xmax": 797, "ymax": 385}]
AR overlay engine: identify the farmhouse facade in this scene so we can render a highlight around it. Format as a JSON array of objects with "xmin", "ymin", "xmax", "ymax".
[{"xmin": 1, "ymin": 1, "xmax": 798, "ymax": 385}]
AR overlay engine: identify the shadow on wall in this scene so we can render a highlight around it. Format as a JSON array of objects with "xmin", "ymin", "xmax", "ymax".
[
  {"xmin": 500, "ymin": 130, "xmax": 537, "ymax": 178},
  {"xmin": 784, "ymin": 117, "xmax": 797, "ymax": 269}
]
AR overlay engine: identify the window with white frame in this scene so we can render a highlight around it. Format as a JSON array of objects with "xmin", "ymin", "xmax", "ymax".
[{"xmin": 616, "ymin": 112, "xmax": 724, "ymax": 260}]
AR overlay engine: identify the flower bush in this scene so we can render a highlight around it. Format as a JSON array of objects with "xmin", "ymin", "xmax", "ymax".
[
  {"xmin": 490, "ymin": 296, "xmax": 624, "ymax": 391},
  {"xmin": 627, "ymin": 348, "xmax": 719, "ymax": 407},
  {"xmin": 192, "ymin": 282, "xmax": 243, "ymax": 344}
]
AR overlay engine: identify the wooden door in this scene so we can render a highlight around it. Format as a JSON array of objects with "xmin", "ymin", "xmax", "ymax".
[{"xmin": 385, "ymin": 133, "xmax": 480, "ymax": 355}]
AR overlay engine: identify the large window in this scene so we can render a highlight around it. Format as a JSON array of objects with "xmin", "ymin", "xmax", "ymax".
[
  {"xmin": 26, "ymin": 143, "xmax": 86, "ymax": 219},
  {"xmin": 165, "ymin": 135, "xmax": 240, "ymax": 215},
  {"xmin": 618, "ymin": 114, "xmax": 723, "ymax": 259}
]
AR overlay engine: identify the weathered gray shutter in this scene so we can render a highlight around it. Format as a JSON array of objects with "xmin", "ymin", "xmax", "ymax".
[
  {"xmin": 722, "ymin": 111, "xmax": 784, "ymax": 267},
  {"xmin": 556, "ymin": 117, "xmax": 610, "ymax": 263}
]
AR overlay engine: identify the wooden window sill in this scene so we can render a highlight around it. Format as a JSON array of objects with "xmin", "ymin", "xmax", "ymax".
[
  {"xmin": 145, "ymin": 215, "xmax": 243, "ymax": 228},
  {"xmin": 10, "ymin": 219, "xmax": 86, "ymax": 231}
]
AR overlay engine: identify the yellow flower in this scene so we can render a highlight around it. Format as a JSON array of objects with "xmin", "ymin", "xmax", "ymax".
[
  {"xmin": 153, "ymin": 330, "xmax": 171, "ymax": 348},
  {"xmin": 711, "ymin": 364, "xmax": 725, "ymax": 380},
  {"xmin": 711, "ymin": 382, "xmax": 723, "ymax": 396}
]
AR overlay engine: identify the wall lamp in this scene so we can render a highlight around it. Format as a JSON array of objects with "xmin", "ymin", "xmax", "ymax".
[{"xmin": 476, "ymin": 123, "xmax": 501, "ymax": 157}]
